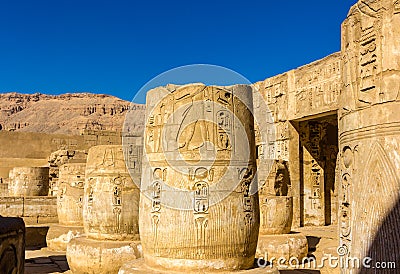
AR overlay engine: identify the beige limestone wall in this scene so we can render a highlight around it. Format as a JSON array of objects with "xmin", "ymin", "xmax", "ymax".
[
  {"xmin": 0, "ymin": 130, "xmax": 124, "ymax": 179},
  {"xmin": 253, "ymin": 52, "xmax": 341, "ymax": 228},
  {"xmin": 0, "ymin": 196, "xmax": 58, "ymax": 224}
]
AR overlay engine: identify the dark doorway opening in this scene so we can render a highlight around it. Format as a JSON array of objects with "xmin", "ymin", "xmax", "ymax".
[{"xmin": 297, "ymin": 114, "xmax": 338, "ymax": 226}]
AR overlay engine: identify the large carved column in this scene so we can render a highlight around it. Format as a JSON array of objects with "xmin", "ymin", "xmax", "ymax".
[
  {"xmin": 120, "ymin": 84, "xmax": 277, "ymax": 273},
  {"xmin": 66, "ymin": 145, "xmax": 142, "ymax": 274},
  {"xmin": 339, "ymin": 1, "xmax": 400, "ymax": 272},
  {"xmin": 256, "ymin": 160, "xmax": 308, "ymax": 266},
  {"xmin": 46, "ymin": 163, "xmax": 85, "ymax": 251}
]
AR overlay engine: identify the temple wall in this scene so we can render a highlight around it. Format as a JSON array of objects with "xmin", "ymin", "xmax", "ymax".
[
  {"xmin": 0, "ymin": 197, "xmax": 58, "ymax": 224},
  {"xmin": 254, "ymin": 52, "xmax": 342, "ymax": 227},
  {"xmin": 0, "ymin": 130, "xmax": 125, "ymax": 179}
]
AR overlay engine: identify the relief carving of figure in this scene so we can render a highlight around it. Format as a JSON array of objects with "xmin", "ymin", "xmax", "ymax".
[{"xmin": 274, "ymin": 160, "xmax": 289, "ymax": 196}]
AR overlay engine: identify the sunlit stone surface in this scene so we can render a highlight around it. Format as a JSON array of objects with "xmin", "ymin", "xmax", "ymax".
[
  {"xmin": 83, "ymin": 145, "xmax": 140, "ymax": 241},
  {"xmin": 8, "ymin": 167, "xmax": 49, "ymax": 197},
  {"xmin": 66, "ymin": 144, "xmax": 142, "ymax": 274},
  {"xmin": 120, "ymin": 83, "xmax": 269, "ymax": 273}
]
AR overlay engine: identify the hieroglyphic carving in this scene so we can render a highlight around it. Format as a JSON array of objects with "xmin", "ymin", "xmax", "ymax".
[
  {"xmin": 395, "ymin": 0, "xmax": 400, "ymax": 13},
  {"xmin": 194, "ymin": 181, "xmax": 209, "ymax": 214},
  {"xmin": 310, "ymin": 160, "xmax": 322, "ymax": 210},
  {"xmin": 150, "ymin": 181, "xmax": 162, "ymax": 213},
  {"xmin": 238, "ymin": 167, "xmax": 254, "ymax": 256},
  {"xmin": 102, "ymin": 147, "xmax": 115, "ymax": 167},
  {"xmin": 275, "ymin": 122, "xmax": 289, "ymax": 161},
  {"xmin": 150, "ymin": 168, "xmax": 163, "ymax": 254},
  {"xmin": 358, "ymin": 24, "xmax": 378, "ymax": 103},
  {"xmin": 338, "ymin": 146, "xmax": 355, "ymax": 261},
  {"xmin": 258, "ymin": 74, "xmax": 288, "ymax": 122},
  {"xmin": 216, "ymin": 110, "xmax": 232, "ymax": 151},
  {"xmin": 83, "ymin": 145, "xmax": 140, "ymax": 240},
  {"xmin": 147, "ymin": 111, "xmax": 164, "ymax": 153},
  {"xmin": 294, "ymin": 54, "xmax": 340, "ymax": 116},
  {"xmin": 239, "ymin": 167, "xmax": 254, "ymax": 213},
  {"xmin": 112, "ymin": 177, "xmax": 123, "ymax": 233},
  {"xmin": 193, "ymin": 181, "xmax": 209, "ymax": 257},
  {"xmin": 141, "ymin": 84, "xmax": 258, "ymax": 270},
  {"xmin": 86, "ymin": 178, "xmax": 94, "ymax": 218},
  {"xmin": 125, "ymin": 144, "xmax": 142, "ymax": 175},
  {"xmin": 8, "ymin": 167, "xmax": 50, "ymax": 197},
  {"xmin": 308, "ymin": 122, "xmax": 323, "ymax": 211}
]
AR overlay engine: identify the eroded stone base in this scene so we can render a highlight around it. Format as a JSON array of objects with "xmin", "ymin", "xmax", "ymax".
[
  {"xmin": 46, "ymin": 224, "xmax": 84, "ymax": 251},
  {"xmin": 118, "ymin": 258, "xmax": 279, "ymax": 274},
  {"xmin": 66, "ymin": 236, "xmax": 142, "ymax": 274},
  {"xmin": 256, "ymin": 233, "xmax": 308, "ymax": 264}
]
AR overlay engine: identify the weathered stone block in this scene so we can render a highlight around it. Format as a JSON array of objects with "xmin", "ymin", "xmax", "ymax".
[
  {"xmin": 46, "ymin": 224, "xmax": 84, "ymax": 251},
  {"xmin": 8, "ymin": 167, "xmax": 50, "ymax": 197},
  {"xmin": 0, "ymin": 216, "xmax": 25, "ymax": 274},
  {"xmin": 256, "ymin": 233, "xmax": 308, "ymax": 265},
  {"xmin": 259, "ymin": 196, "xmax": 293, "ymax": 235},
  {"xmin": 57, "ymin": 163, "xmax": 85, "ymax": 226},
  {"xmin": 67, "ymin": 236, "xmax": 141, "ymax": 274}
]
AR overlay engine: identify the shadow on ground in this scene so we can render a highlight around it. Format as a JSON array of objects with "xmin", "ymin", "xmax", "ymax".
[
  {"xmin": 25, "ymin": 255, "xmax": 69, "ymax": 274},
  {"xmin": 306, "ymin": 236, "xmax": 321, "ymax": 253}
]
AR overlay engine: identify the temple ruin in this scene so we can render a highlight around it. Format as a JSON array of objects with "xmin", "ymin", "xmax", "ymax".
[{"xmin": 0, "ymin": 0, "xmax": 399, "ymax": 273}]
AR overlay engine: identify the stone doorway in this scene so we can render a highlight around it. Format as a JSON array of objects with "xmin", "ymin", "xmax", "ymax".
[{"xmin": 296, "ymin": 114, "xmax": 338, "ymax": 226}]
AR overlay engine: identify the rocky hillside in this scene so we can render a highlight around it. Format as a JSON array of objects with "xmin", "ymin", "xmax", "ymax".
[{"xmin": 0, "ymin": 92, "xmax": 145, "ymax": 135}]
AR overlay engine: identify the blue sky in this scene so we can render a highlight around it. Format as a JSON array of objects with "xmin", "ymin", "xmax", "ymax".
[{"xmin": 0, "ymin": 0, "xmax": 357, "ymax": 103}]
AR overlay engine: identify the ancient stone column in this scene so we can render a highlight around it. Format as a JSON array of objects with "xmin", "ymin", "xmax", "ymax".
[
  {"xmin": 47, "ymin": 163, "xmax": 86, "ymax": 251},
  {"xmin": 8, "ymin": 167, "xmax": 49, "ymax": 197},
  {"xmin": 66, "ymin": 145, "xmax": 142, "ymax": 274},
  {"xmin": 120, "ymin": 84, "xmax": 277, "ymax": 273},
  {"xmin": 57, "ymin": 163, "xmax": 85, "ymax": 226},
  {"xmin": 339, "ymin": 1, "xmax": 400, "ymax": 272},
  {"xmin": 252, "ymin": 81, "xmax": 307, "ymax": 267},
  {"xmin": 83, "ymin": 145, "xmax": 139, "ymax": 240},
  {"xmin": 256, "ymin": 160, "xmax": 308, "ymax": 266},
  {"xmin": 259, "ymin": 160, "xmax": 293, "ymax": 235}
]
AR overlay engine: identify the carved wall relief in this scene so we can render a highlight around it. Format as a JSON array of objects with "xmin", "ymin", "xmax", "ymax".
[{"xmin": 293, "ymin": 55, "xmax": 341, "ymax": 117}]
